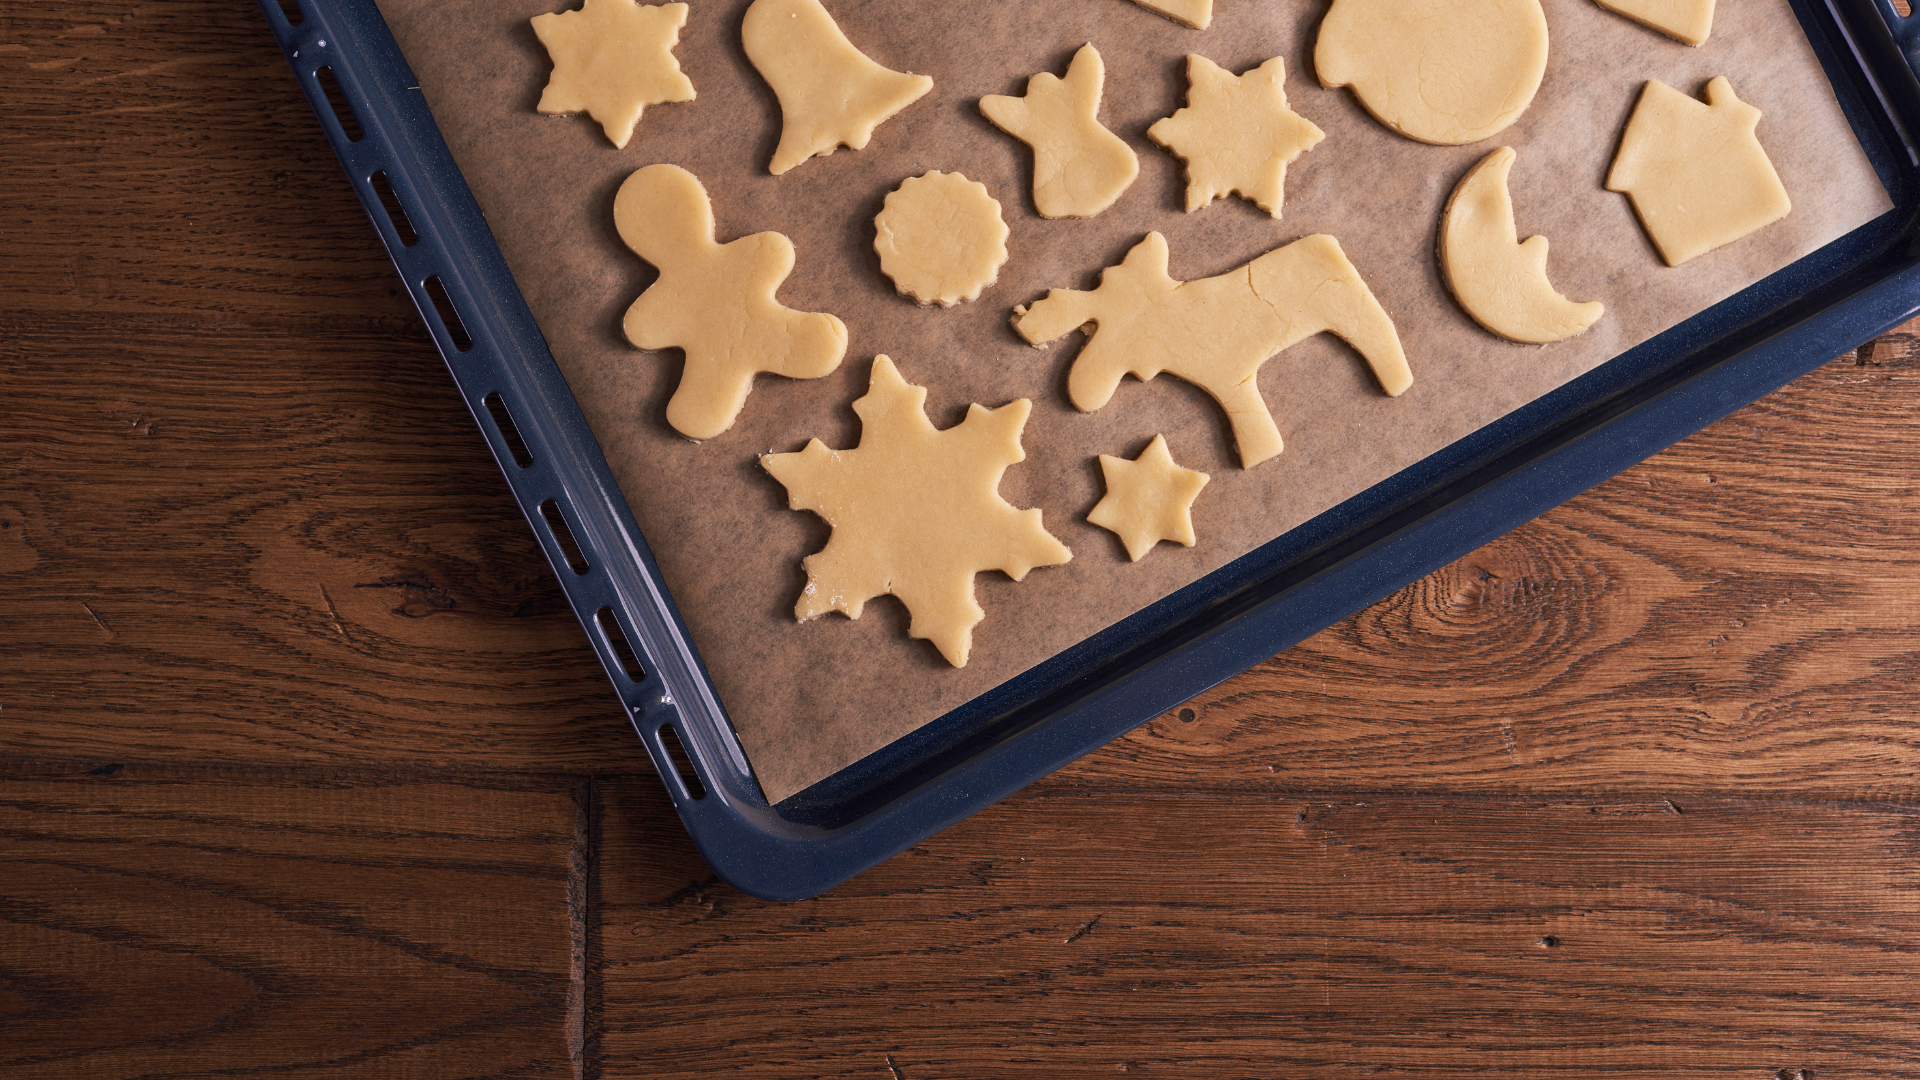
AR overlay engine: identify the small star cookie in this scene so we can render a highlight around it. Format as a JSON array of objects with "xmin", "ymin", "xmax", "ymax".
[
  {"xmin": 531, "ymin": 0, "xmax": 695, "ymax": 150},
  {"xmin": 981, "ymin": 44, "xmax": 1139, "ymax": 219},
  {"xmin": 1088, "ymin": 436, "xmax": 1210, "ymax": 561},
  {"xmin": 761, "ymin": 356, "xmax": 1071, "ymax": 668},
  {"xmin": 1148, "ymin": 55, "xmax": 1324, "ymax": 217},
  {"xmin": 742, "ymin": 0, "xmax": 934, "ymax": 176}
]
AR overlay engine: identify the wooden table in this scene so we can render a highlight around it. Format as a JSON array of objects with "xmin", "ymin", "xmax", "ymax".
[{"xmin": 6, "ymin": 3, "xmax": 1919, "ymax": 1077}]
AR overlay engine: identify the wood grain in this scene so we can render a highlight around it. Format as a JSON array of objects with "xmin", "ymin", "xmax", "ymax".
[
  {"xmin": 594, "ymin": 775, "xmax": 1920, "ymax": 1080},
  {"xmin": 6, "ymin": 0, "xmax": 1920, "ymax": 1076},
  {"xmin": 0, "ymin": 1, "xmax": 401, "ymax": 327},
  {"xmin": 0, "ymin": 763, "xmax": 582, "ymax": 1078},
  {"xmin": 0, "ymin": 320, "xmax": 650, "ymax": 774},
  {"xmin": 1074, "ymin": 336, "xmax": 1920, "ymax": 801}
]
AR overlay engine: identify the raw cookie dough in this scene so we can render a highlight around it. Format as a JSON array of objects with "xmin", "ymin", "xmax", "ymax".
[
  {"xmin": 1126, "ymin": 0, "xmax": 1213, "ymax": 29},
  {"xmin": 761, "ymin": 355, "xmax": 1072, "ymax": 668},
  {"xmin": 873, "ymin": 171, "xmax": 1010, "ymax": 307},
  {"xmin": 741, "ymin": 0, "xmax": 934, "ymax": 176},
  {"xmin": 1088, "ymin": 435, "xmax": 1210, "ymax": 561},
  {"xmin": 1441, "ymin": 147, "xmax": 1604, "ymax": 344},
  {"xmin": 1593, "ymin": 0, "xmax": 1714, "ymax": 46},
  {"xmin": 1014, "ymin": 232, "xmax": 1410, "ymax": 469},
  {"xmin": 1314, "ymin": 0, "xmax": 1549, "ymax": 145},
  {"xmin": 615, "ymin": 164, "xmax": 847, "ymax": 439},
  {"xmin": 1607, "ymin": 77, "xmax": 1791, "ymax": 267},
  {"xmin": 530, "ymin": 0, "xmax": 695, "ymax": 149},
  {"xmin": 1147, "ymin": 55, "xmax": 1324, "ymax": 217},
  {"xmin": 981, "ymin": 44, "xmax": 1139, "ymax": 219}
]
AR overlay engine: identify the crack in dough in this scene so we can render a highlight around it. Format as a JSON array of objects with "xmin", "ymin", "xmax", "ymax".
[
  {"xmin": 1013, "ymin": 232, "xmax": 1410, "ymax": 468},
  {"xmin": 1125, "ymin": 0, "xmax": 1213, "ymax": 29}
]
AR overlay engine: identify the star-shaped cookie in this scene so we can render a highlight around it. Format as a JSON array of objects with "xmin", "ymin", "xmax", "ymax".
[
  {"xmin": 1147, "ymin": 55, "xmax": 1324, "ymax": 216},
  {"xmin": 1087, "ymin": 435, "xmax": 1209, "ymax": 561},
  {"xmin": 531, "ymin": 0, "xmax": 695, "ymax": 150}
]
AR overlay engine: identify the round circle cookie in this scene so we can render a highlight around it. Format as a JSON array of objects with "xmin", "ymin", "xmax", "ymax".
[
  {"xmin": 873, "ymin": 171, "xmax": 1010, "ymax": 307},
  {"xmin": 1314, "ymin": 0, "xmax": 1549, "ymax": 146}
]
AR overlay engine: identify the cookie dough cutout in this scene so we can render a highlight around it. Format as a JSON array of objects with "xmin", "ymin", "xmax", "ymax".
[
  {"xmin": 1147, "ymin": 55, "xmax": 1324, "ymax": 217},
  {"xmin": 616, "ymin": 164, "xmax": 847, "ymax": 439},
  {"xmin": 1606, "ymin": 77, "xmax": 1790, "ymax": 267},
  {"xmin": 1088, "ymin": 435, "xmax": 1210, "ymax": 561},
  {"xmin": 531, "ymin": 0, "xmax": 695, "ymax": 149},
  {"xmin": 1014, "ymin": 232, "xmax": 1410, "ymax": 469},
  {"xmin": 981, "ymin": 44, "xmax": 1139, "ymax": 219},
  {"xmin": 1126, "ymin": 0, "xmax": 1213, "ymax": 29},
  {"xmin": 874, "ymin": 172, "xmax": 1010, "ymax": 307},
  {"xmin": 1314, "ymin": 0, "xmax": 1549, "ymax": 145},
  {"xmin": 1442, "ymin": 147, "xmax": 1604, "ymax": 344},
  {"xmin": 761, "ymin": 356, "xmax": 1072, "ymax": 668},
  {"xmin": 742, "ymin": 0, "xmax": 933, "ymax": 176},
  {"xmin": 1593, "ymin": 0, "xmax": 1714, "ymax": 46}
]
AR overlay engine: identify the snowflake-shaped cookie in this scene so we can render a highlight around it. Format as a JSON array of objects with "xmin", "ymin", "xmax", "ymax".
[
  {"xmin": 761, "ymin": 356, "xmax": 1072, "ymax": 667},
  {"xmin": 531, "ymin": 0, "xmax": 695, "ymax": 149},
  {"xmin": 1147, "ymin": 55, "xmax": 1323, "ymax": 217}
]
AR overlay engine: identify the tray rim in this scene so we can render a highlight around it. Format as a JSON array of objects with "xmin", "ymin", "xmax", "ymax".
[{"xmin": 260, "ymin": 0, "xmax": 1920, "ymax": 901}]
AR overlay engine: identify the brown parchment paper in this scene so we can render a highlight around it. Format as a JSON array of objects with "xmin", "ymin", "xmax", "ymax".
[{"xmin": 372, "ymin": 0, "xmax": 1890, "ymax": 802}]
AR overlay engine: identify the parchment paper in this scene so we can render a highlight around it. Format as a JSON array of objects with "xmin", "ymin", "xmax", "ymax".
[{"xmin": 372, "ymin": 0, "xmax": 1891, "ymax": 802}]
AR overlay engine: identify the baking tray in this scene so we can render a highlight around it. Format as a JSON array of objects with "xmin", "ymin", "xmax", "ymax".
[{"xmin": 261, "ymin": 0, "xmax": 1920, "ymax": 900}]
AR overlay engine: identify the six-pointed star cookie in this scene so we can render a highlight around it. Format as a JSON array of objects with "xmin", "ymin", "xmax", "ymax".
[
  {"xmin": 531, "ymin": 0, "xmax": 695, "ymax": 150},
  {"xmin": 1088, "ymin": 435, "xmax": 1210, "ymax": 561},
  {"xmin": 1148, "ymin": 55, "xmax": 1324, "ymax": 216}
]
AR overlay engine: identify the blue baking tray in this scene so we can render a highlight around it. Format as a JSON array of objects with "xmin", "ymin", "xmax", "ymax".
[{"xmin": 262, "ymin": 0, "xmax": 1920, "ymax": 900}]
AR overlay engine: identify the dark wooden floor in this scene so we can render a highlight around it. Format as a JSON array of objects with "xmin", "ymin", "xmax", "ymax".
[{"xmin": 5, "ymin": 3, "xmax": 1920, "ymax": 1078}]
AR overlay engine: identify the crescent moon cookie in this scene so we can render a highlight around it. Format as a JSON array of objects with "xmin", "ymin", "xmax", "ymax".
[
  {"xmin": 1441, "ymin": 147, "xmax": 1604, "ymax": 344},
  {"xmin": 1314, "ymin": 0, "xmax": 1549, "ymax": 145},
  {"xmin": 742, "ymin": 0, "xmax": 934, "ymax": 175}
]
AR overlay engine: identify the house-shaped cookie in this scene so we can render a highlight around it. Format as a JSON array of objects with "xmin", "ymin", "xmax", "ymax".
[{"xmin": 1606, "ymin": 77, "xmax": 1790, "ymax": 266}]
